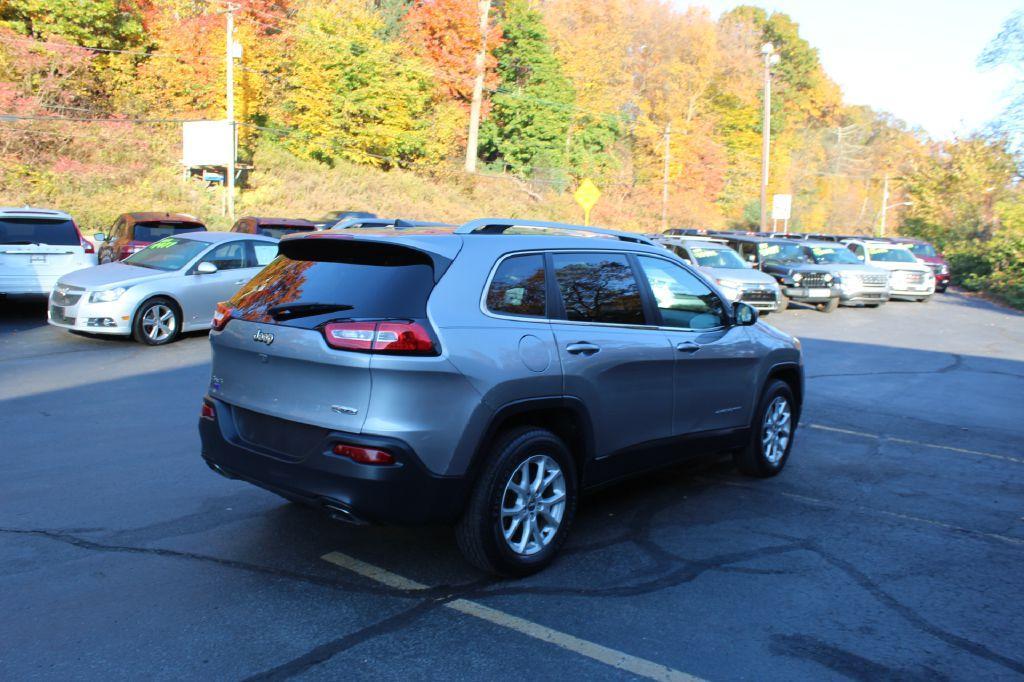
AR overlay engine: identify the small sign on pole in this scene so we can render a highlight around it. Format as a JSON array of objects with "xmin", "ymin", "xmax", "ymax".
[
  {"xmin": 574, "ymin": 179, "xmax": 601, "ymax": 226},
  {"xmin": 771, "ymin": 194, "xmax": 792, "ymax": 234}
]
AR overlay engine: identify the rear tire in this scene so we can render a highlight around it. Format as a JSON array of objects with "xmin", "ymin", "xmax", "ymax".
[
  {"xmin": 132, "ymin": 296, "xmax": 181, "ymax": 345},
  {"xmin": 733, "ymin": 379, "xmax": 796, "ymax": 478},
  {"xmin": 776, "ymin": 294, "xmax": 789, "ymax": 312},
  {"xmin": 456, "ymin": 427, "xmax": 577, "ymax": 577},
  {"xmin": 816, "ymin": 297, "xmax": 839, "ymax": 313}
]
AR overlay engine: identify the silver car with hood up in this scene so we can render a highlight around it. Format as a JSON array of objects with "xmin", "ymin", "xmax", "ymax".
[
  {"xmin": 656, "ymin": 236, "xmax": 783, "ymax": 313},
  {"xmin": 48, "ymin": 232, "xmax": 278, "ymax": 345}
]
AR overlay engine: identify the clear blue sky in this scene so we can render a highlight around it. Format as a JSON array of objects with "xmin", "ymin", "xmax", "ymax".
[{"xmin": 682, "ymin": 0, "xmax": 1019, "ymax": 140}]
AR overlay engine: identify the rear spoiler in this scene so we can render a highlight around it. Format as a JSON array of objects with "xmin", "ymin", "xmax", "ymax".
[{"xmin": 279, "ymin": 234, "xmax": 457, "ymax": 283}]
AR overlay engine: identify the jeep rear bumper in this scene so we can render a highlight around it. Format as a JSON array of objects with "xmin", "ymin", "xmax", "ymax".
[{"xmin": 199, "ymin": 396, "xmax": 469, "ymax": 525}]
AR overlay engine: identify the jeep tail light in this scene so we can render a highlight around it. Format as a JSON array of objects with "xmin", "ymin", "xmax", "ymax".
[
  {"xmin": 81, "ymin": 239, "xmax": 95, "ymax": 254},
  {"xmin": 211, "ymin": 302, "xmax": 233, "ymax": 331},
  {"xmin": 332, "ymin": 443, "xmax": 394, "ymax": 465},
  {"xmin": 323, "ymin": 321, "xmax": 435, "ymax": 355},
  {"xmin": 200, "ymin": 399, "xmax": 216, "ymax": 421}
]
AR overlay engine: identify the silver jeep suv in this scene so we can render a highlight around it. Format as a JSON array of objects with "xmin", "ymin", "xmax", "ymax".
[{"xmin": 199, "ymin": 219, "xmax": 804, "ymax": 576}]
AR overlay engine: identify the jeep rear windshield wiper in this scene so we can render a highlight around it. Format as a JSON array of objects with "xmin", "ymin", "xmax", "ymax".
[{"xmin": 267, "ymin": 302, "xmax": 354, "ymax": 321}]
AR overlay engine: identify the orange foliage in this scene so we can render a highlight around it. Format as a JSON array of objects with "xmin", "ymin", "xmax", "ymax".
[{"xmin": 401, "ymin": 0, "xmax": 502, "ymax": 108}]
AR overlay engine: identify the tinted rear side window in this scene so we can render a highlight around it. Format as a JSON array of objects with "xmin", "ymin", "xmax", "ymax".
[
  {"xmin": 551, "ymin": 252, "xmax": 644, "ymax": 325},
  {"xmin": 487, "ymin": 254, "xmax": 546, "ymax": 317},
  {"xmin": 0, "ymin": 218, "xmax": 79, "ymax": 245},
  {"xmin": 229, "ymin": 240, "xmax": 436, "ymax": 329},
  {"xmin": 133, "ymin": 222, "xmax": 206, "ymax": 241},
  {"xmin": 258, "ymin": 226, "xmax": 315, "ymax": 239}
]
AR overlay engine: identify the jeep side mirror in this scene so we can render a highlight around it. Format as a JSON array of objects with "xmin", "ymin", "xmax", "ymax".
[
  {"xmin": 734, "ymin": 301, "xmax": 758, "ymax": 326},
  {"xmin": 746, "ymin": 254, "xmax": 757, "ymax": 262},
  {"xmin": 196, "ymin": 261, "xmax": 218, "ymax": 274},
  {"xmin": 94, "ymin": 233, "xmax": 106, "ymax": 242}
]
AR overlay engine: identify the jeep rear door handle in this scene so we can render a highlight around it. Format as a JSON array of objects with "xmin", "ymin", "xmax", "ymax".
[
  {"xmin": 675, "ymin": 341, "xmax": 701, "ymax": 353},
  {"xmin": 566, "ymin": 342, "xmax": 600, "ymax": 356}
]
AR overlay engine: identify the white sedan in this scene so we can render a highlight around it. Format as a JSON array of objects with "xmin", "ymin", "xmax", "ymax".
[{"xmin": 47, "ymin": 232, "xmax": 279, "ymax": 345}]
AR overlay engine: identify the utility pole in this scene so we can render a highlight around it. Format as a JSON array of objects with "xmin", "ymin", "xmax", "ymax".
[
  {"xmin": 464, "ymin": 0, "xmax": 492, "ymax": 174},
  {"xmin": 878, "ymin": 172, "xmax": 890, "ymax": 237},
  {"xmin": 661, "ymin": 122, "xmax": 671, "ymax": 231},
  {"xmin": 225, "ymin": 3, "xmax": 238, "ymax": 222},
  {"xmin": 759, "ymin": 43, "xmax": 777, "ymax": 232}
]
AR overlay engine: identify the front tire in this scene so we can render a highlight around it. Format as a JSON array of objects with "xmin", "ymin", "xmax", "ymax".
[
  {"xmin": 132, "ymin": 296, "xmax": 181, "ymax": 345},
  {"xmin": 733, "ymin": 379, "xmax": 796, "ymax": 478},
  {"xmin": 776, "ymin": 293, "xmax": 789, "ymax": 312},
  {"xmin": 456, "ymin": 427, "xmax": 577, "ymax": 577}
]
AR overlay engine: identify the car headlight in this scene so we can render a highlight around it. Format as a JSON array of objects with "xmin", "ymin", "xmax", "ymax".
[
  {"xmin": 823, "ymin": 273, "xmax": 834, "ymax": 283},
  {"xmin": 716, "ymin": 279, "xmax": 742, "ymax": 300},
  {"xmin": 940, "ymin": 264, "xmax": 949, "ymax": 275},
  {"xmin": 792, "ymin": 272, "xmax": 803, "ymax": 283},
  {"xmin": 90, "ymin": 286, "xmax": 128, "ymax": 303}
]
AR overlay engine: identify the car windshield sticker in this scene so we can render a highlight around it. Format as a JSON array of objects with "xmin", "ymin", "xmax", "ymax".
[
  {"xmin": 149, "ymin": 237, "xmax": 180, "ymax": 249},
  {"xmin": 759, "ymin": 244, "xmax": 780, "ymax": 256},
  {"xmin": 812, "ymin": 247, "xmax": 837, "ymax": 256},
  {"xmin": 868, "ymin": 247, "xmax": 893, "ymax": 255},
  {"xmin": 690, "ymin": 247, "xmax": 720, "ymax": 259}
]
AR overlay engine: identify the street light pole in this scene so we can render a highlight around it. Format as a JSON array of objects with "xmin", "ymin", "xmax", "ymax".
[
  {"xmin": 878, "ymin": 172, "xmax": 889, "ymax": 237},
  {"xmin": 225, "ymin": 3, "xmax": 237, "ymax": 222},
  {"xmin": 759, "ymin": 42, "xmax": 777, "ymax": 233},
  {"xmin": 661, "ymin": 122, "xmax": 671, "ymax": 231},
  {"xmin": 464, "ymin": 0, "xmax": 492, "ymax": 174}
]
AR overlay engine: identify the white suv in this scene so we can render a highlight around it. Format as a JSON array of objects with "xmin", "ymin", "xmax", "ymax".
[
  {"xmin": 844, "ymin": 239, "xmax": 935, "ymax": 302},
  {"xmin": 0, "ymin": 207, "xmax": 96, "ymax": 297}
]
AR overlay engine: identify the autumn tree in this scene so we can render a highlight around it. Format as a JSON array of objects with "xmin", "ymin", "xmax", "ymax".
[
  {"xmin": 402, "ymin": 0, "xmax": 501, "ymax": 108},
  {"xmin": 280, "ymin": 0, "xmax": 447, "ymax": 168}
]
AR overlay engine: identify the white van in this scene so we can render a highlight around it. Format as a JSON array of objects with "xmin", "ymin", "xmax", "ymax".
[{"xmin": 0, "ymin": 207, "xmax": 97, "ymax": 297}]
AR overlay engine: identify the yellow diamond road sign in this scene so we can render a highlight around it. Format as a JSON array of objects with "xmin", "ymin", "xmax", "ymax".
[{"xmin": 574, "ymin": 179, "xmax": 601, "ymax": 210}]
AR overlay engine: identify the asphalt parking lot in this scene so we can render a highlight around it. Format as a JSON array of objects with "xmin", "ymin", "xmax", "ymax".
[{"xmin": 2, "ymin": 292, "xmax": 1022, "ymax": 680}]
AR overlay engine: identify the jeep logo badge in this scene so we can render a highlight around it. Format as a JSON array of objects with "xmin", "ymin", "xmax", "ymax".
[{"xmin": 253, "ymin": 329, "xmax": 275, "ymax": 345}]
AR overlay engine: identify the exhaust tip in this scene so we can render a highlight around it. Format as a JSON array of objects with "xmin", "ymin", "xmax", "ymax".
[{"xmin": 323, "ymin": 502, "xmax": 368, "ymax": 526}]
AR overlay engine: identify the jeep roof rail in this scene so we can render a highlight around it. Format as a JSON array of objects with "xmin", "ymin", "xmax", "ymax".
[{"xmin": 455, "ymin": 218, "xmax": 656, "ymax": 246}]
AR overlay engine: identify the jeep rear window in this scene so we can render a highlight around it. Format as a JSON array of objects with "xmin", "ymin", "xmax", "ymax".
[
  {"xmin": 0, "ymin": 218, "xmax": 79, "ymax": 245},
  {"xmin": 229, "ymin": 239, "xmax": 437, "ymax": 329},
  {"xmin": 133, "ymin": 222, "xmax": 206, "ymax": 241}
]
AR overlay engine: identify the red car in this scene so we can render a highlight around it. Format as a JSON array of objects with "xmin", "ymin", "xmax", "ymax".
[
  {"xmin": 97, "ymin": 212, "xmax": 206, "ymax": 263},
  {"xmin": 229, "ymin": 216, "xmax": 317, "ymax": 239},
  {"xmin": 888, "ymin": 238, "xmax": 950, "ymax": 292}
]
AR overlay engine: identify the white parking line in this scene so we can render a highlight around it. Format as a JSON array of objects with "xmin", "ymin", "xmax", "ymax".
[
  {"xmin": 807, "ymin": 423, "xmax": 1024, "ymax": 464},
  {"xmin": 321, "ymin": 551, "xmax": 702, "ymax": 682}
]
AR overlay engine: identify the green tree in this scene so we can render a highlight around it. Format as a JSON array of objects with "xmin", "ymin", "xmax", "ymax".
[{"xmin": 480, "ymin": 0, "xmax": 574, "ymax": 179}]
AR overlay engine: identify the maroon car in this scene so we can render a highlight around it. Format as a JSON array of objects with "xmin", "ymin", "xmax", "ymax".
[
  {"xmin": 230, "ymin": 217, "xmax": 317, "ymax": 239},
  {"xmin": 97, "ymin": 212, "xmax": 206, "ymax": 263},
  {"xmin": 889, "ymin": 238, "xmax": 950, "ymax": 292}
]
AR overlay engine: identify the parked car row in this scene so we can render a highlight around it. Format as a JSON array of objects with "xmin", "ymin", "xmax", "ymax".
[{"xmin": 655, "ymin": 229, "xmax": 944, "ymax": 313}]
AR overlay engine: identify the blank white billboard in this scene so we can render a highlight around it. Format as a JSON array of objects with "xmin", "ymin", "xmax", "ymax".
[{"xmin": 182, "ymin": 120, "xmax": 234, "ymax": 166}]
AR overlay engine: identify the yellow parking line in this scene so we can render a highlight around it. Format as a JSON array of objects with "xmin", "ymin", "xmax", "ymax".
[
  {"xmin": 322, "ymin": 551, "xmax": 702, "ymax": 682},
  {"xmin": 807, "ymin": 423, "xmax": 1024, "ymax": 464}
]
